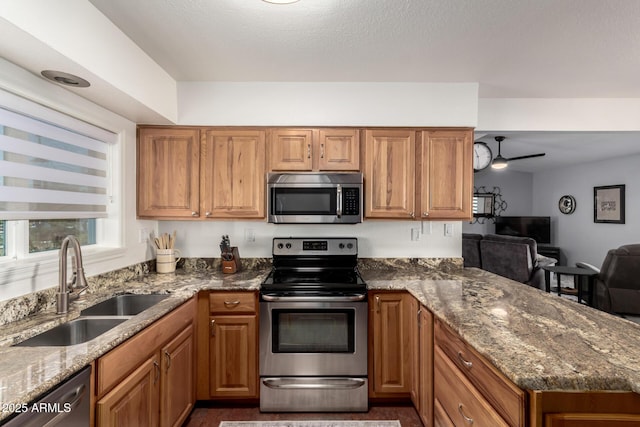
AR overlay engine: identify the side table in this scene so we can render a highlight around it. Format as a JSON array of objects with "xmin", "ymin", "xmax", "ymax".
[{"xmin": 542, "ymin": 265, "xmax": 598, "ymax": 306}]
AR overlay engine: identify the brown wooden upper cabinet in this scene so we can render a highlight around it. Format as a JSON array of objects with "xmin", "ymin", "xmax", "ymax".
[
  {"xmin": 137, "ymin": 127, "xmax": 201, "ymax": 218},
  {"xmin": 201, "ymin": 130, "xmax": 266, "ymax": 219},
  {"xmin": 419, "ymin": 129, "xmax": 473, "ymax": 220},
  {"xmin": 137, "ymin": 127, "xmax": 266, "ymax": 219},
  {"xmin": 268, "ymin": 128, "xmax": 360, "ymax": 171},
  {"xmin": 363, "ymin": 128, "xmax": 473, "ymax": 220},
  {"xmin": 364, "ymin": 129, "xmax": 416, "ymax": 219}
]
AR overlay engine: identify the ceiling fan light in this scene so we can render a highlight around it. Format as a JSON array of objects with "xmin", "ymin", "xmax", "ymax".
[{"xmin": 491, "ymin": 156, "xmax": 508, "ymax": 170}]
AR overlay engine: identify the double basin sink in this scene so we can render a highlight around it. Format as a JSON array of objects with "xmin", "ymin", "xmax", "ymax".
[{"xmin": 15, "ymin": 294, "xmax": 169, "ymax": 347}]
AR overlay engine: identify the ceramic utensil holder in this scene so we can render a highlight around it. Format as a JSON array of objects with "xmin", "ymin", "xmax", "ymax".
[{"xmin": 156, "ymin": 248, "xmax": 181, "ymax": 273}]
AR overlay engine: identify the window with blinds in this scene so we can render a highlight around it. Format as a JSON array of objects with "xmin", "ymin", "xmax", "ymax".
[{"xmin": 0, "ymin": 107, "xmax": 110, "ymax": 220}]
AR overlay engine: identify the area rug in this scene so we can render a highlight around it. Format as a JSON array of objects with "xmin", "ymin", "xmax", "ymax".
[{"xmin": 219, "ymin": 421, "xmax": 401, "ymax": 427}]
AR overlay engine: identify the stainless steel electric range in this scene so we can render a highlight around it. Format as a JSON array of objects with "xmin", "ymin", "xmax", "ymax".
[{"xmin": 259, "ymin": 237, "xmax": 368, "ymax": 412}]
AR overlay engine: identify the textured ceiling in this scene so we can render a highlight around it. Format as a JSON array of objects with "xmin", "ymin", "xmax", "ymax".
[{"xmin": 88, "ymin": 0, "xmax": 640, "ymax": 98}]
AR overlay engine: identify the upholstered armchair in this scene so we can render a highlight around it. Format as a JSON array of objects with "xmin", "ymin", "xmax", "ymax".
[
  {"xmin": 479, "ymin": 234, "xmax": 544, "ymax": 288},
  {"xmin": 590, "ymin": 244, "xmax": 640, "ymax": 315}
]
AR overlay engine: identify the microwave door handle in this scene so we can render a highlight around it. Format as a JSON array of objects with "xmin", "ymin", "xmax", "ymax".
[{"xmin": 336, "ymin": 185, "xmax": 342, "ymax": 218}]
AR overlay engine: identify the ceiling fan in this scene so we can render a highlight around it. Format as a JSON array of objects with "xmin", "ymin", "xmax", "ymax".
[{"xmin": 491, "ymin": 136, "xmax": 545, "ymax": 169}]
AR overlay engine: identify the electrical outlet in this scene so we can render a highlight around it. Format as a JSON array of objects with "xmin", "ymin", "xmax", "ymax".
[
  {"xmin": 444, "ymin": 223, "xmax": 454, "ymax": 237},
  {"xmin": 244, "ymin": 228, "xmax": 256, "ymax": 243},
  {"xmin": 139, "ymin": 228, "xmax": 149, "ymax": 243},
  {"xmin": 411, "ymin": 228, "xmax": 421, "ymax": 241},
  {"xmin": 422, "ymin": 221, "xmax": 432, "ymax": 235}
]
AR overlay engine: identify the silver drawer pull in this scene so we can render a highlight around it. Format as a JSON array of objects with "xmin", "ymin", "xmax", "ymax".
[
  {"xmin": 458, "ymin": 403, "xmax": 474, "ymax": 425},
  {"xmin": 224, "ymin": 300, "xmax": 241, "ymax": 307},
  {"xmin": 457, "ymin": 351, "xmax": 473, "ymax": 369}
]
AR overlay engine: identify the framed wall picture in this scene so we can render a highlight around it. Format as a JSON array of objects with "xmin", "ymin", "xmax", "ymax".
[{"xmin": 594, "ymin": 184, "xmax": 625, "ymax": 224}]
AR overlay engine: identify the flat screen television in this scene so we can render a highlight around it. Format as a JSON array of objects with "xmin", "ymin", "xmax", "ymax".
[{"xmin": 494, "ymin": 216, "xmax": 551, "ymax": 244}]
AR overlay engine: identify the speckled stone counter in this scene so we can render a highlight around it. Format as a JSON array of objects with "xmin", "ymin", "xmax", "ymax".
[
  {"xmin": 0, "ymin": 265, "xmax": 270, "ymax": 422},
  {"xmin": 360, "ymin": 263, "xmax": 640, "ymax": 394},
  {"xmin": 2, "ymin": 258, "xmax": 640, "ymax": 422}
]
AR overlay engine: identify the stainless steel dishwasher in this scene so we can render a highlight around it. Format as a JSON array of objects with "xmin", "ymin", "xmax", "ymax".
[{"xmin": 2, "ymin": 365, "xmax": 91, "ymax": 427}]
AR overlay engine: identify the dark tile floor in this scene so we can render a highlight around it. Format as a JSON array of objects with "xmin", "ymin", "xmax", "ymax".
[{"xmin": 183, "ymin": 404, "xmax": 423, "ymax": 427}]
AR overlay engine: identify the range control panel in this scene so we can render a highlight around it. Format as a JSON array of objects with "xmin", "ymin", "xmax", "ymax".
[{"xmin": 272, "ymin": 237, "xmax": 357, "ymax": 256}]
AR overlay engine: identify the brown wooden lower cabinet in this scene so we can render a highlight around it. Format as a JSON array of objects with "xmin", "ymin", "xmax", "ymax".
[
  {"xmin": 196, "ymin": 291, "xmax": 259, "ymax": 400},
  {"xmin": 95, "ymin": 298, "xmax": 196, "ymax": 427},
  {"xmin": 96, "ymin": 356, "xmax": 159, "ymax": 427},
  {"xmin": 418, "ymin": 306, "xmax": 434, "ymax": 427},
  {"xmin": 368, "ymin": 291, "xmax": 413, "ymax": 398},
  {"xmin": 530, "ymin": 390, "xmax": 640, "ymax": 427}
]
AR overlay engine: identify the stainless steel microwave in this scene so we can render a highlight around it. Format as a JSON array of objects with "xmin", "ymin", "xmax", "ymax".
[{"xmin": 267, "ymin": 172, "xmax": 363, "ymax": 224}]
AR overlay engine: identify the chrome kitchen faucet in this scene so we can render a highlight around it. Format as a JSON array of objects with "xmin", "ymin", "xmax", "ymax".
[{"xmin": 56, "ymin": 235, "xmax": 89, "ymax": 314}]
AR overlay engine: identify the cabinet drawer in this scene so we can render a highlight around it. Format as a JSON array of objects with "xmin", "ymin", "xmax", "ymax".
[
  {"xmin": 209, "ymin": 291, "xmax": 256, "ymax": 314},
  {"xmin": 96, "ymin": 298, "xmax": 195, "ymax": 398},
  {"xmin": 435, "ymin": 319, "xmax": 525, "ymax": 426},
  {"xmin": 435, "ymin": 346, "xmax": 509, "ymax": 427}
]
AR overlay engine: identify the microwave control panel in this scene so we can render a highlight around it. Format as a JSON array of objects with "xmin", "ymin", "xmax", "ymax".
[{"xmin": 342, "ymin": 188, "xmax": 360, "ymax": 215}]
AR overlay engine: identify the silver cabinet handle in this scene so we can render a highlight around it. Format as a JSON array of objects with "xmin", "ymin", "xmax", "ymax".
[
  {"xmin": 205, "ymin": 211, "xmax": 212, "ymax": 217},
  {"xmin": 307, "ymin": 143, "xmax": 311, "ymax": 159},
  {"xmin": 375, "ymin": 295, "xmax": 381, "ymax": 313},
  {"xmin": 210, "ymin": 319, "xmax": 216, "ymax": 336},
  {"xmin": 410, "ymin": 211, "xmax": 415, "ymax": 218},
  {"xmin": 457, "ymin": 351, "xmax": 473, "ymax": 369},
  {"xmin": 153, "ymin": 360, "xmax": 160, "ymax": 385},
  {"xmin": 224, "ymin": 300, "xmax": 241, "ymax": 307},
  {"xmin": 423, "ymin": 212, "xmax": 429, "ymax": 217},
  {"xmin": 458, "ymin": 403, "xmax": 474, "ymax": 425},
  {"xmin": 320, "ymin": 143, "xmax": 325, "ymax": 158},
  {"xmin": 164, "ymin": 350, "xmax": 171, "ymax": 371},
  {"xmin": 191, "ymin": 211, "xmax": 198, "ymax": 217}
]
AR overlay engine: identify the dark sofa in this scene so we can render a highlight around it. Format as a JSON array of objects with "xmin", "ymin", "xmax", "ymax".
[{"xmin": 463, "ymin": 233, "xmax": 546, "ymax": 289}]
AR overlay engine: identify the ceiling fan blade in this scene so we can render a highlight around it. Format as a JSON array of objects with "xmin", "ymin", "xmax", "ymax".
[{"xmin": 505, "ymin": 153, "xmax": 546, "ymax": 161}]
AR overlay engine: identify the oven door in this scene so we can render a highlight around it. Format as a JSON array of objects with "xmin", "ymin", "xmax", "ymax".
[{"xmin": 259, "ymin": 299, "xmax": 367, "ymax": 376}]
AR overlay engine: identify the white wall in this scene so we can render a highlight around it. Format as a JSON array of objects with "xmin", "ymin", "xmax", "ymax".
[
  {"xmin": 158, "ymin": 220, "xmax": 462, "ymax": 259},
  {"xmin": 462, "ymin": 169, "xmax": 533, "ymax": 235},
  {"xmin": 178, "ymin": 82, "xmax": 478, "ymax": 127},
  {"xmin": 532, "ymin": 154, "xmax": 640, "ymax": 267}
]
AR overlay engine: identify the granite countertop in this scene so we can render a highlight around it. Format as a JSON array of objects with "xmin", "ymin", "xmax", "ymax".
[
  {"xmin": 360, "ymin": 265, "xmax": 640, "ymax": 394},
  {"xmin": 2, "ymin": 262, "xmax": 640, "ymax": 422},
  {"xmin": 0, "ymin": 268, "xmax": 269, "ymax": 421}
]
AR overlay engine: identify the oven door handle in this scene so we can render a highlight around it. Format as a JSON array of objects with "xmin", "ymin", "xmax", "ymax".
[
  {"xmin": 262, "ymin": 378, "xmax": 366, "ymax": 390},
  {"xmin": 261, "ymin": 293, "xmax": 366, "ymax": 302}
]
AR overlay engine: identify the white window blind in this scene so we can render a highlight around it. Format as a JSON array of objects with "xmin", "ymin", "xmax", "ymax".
[{"xmin": 0, "ymin": 106, "xmax": 114, "ymax": 220}]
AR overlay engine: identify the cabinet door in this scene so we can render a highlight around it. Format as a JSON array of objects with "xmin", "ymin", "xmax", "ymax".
[
  {"xmin": 419, "ymin": 307, "xmax": 434, "ymax": 427},
  {"xmin": 201, "ymin": 130, "xmax": 266, "ymax": 218},
  {"xmin": 410, "ymin": 297, "xmax": 420, "ymax": 408},
  {"xmin": 364, "ymin": 130, "xmax": 416, "ymax": 219},
  {"xmin": 209, "ymin": 315, "xmax": 258, "ymax": 398},
  {"xmin": 318, "ymin": 129, "xmax": 360, "ymax": 171},
  {"xmin": 96, "ymin": 355, "xmax": 160, "ymax": 427},
  {"xmin": 370, "ymin": 292, "xmax": 413, "ymax": 396},
  {"xmin": 160, "ymin": 325, "xmax": 195, "ymax": 427},
  {"xmin": 137, "ymin": 127, "xmax": 200, "ymax": 218},
  {"xmin": 419, "ymin": 129, "xmax": 473, "ymax": 220},
  {"xmin": 269, "ymin": 129, "xmax": 313, "ymax": 171}
]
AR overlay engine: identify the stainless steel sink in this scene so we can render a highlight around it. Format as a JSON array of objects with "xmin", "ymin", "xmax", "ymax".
[
  {"xmin": 15, "ymin": 317, "xmax": 128, "ymax": 347},
  {"xmin": 80, "ymin": 294, "xmax": 169, "ymax": 316}
]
